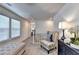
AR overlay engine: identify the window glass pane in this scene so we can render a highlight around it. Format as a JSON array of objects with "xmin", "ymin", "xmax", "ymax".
[
  {"xmin": 11, "ymin": 19, "xmax": 20, "ymax": 37},
  {"xmin": 0, "ymin": 15, "xmax": 9, "ymax": 41}
]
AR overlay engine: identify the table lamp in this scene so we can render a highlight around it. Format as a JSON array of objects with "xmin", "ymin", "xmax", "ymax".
[{"xmin": 59, "ymin": 22, "xmax": 68, "ymax": 41}]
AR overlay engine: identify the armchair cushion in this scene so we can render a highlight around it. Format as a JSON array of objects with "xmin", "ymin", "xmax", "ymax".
[{"xmin": 40, "ymin": 40, "xmax": 55, "ymax": 50}]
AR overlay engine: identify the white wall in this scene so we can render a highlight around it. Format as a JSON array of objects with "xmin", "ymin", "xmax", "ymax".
[
  {"xmin": 34, "ymin": 19, "xmax": 54, "ymax": 35},
  {"xmin": 21, "ymin": 20, "xmax": 31, "ymax": 40}
]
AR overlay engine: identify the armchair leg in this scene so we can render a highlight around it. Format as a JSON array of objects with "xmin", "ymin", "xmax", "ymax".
[
  {"xmin": 40, "ymin": 45, "xmax": 42, "ymax": 48},
  {"xmin": 48, "ymin": 50, "xmax": 49, "ymax": 54}
]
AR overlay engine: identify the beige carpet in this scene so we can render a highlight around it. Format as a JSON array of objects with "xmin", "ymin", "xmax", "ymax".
[{"xmin": 23, "ymin": 37, "xmax": 58, "ymax": 55}]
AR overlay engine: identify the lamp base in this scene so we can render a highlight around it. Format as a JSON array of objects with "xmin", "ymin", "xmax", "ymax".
[
  {"xmin": 61, "ymin": 36, "xmax": 65, "ymax": 41},
  {"xmin": 61, "ymin": 29, "xmax": 65, "ymax": 41}
]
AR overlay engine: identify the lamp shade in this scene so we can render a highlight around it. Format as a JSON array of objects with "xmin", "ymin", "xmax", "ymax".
[{"xmin": 59, "ymin": 22, "xmax": 70, "ymax": 29}]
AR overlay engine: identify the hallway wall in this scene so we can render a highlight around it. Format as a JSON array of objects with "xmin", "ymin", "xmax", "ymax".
[{"xmin": 35, "ymin": 19, "xmax": 54, "ymax": 34}]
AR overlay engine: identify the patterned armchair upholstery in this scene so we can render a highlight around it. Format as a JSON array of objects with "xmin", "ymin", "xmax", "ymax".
[
  {"xmin": 40, "ymin": 40, "xmax": 55, "ymax": 50},
  {"xmin": 40, "ymin": 31, "xmax": 59, "ymax": 54}
]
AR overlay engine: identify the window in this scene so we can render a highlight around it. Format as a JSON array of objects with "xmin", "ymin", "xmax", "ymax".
[
  {"xmin": 0, "ymin": 14, "xmax": 21, "ymax": 42},
  {"xmin": 11, "ymin": 19, "xmax": 20, "ymax": 38},
  {"xmin": 0, "ymin": 15, "xmax": 9, "ymax": 41}
]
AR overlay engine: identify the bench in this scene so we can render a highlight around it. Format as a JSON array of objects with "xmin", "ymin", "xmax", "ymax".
[{"xmin": 0, "ymin": 42, "xmax": 25, "ymax": 55}]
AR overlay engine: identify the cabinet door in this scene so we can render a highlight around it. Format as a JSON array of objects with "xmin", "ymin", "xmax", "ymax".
[{"xmin": 58, "ymin": 40, "xmax": 65, "ymax": 55}]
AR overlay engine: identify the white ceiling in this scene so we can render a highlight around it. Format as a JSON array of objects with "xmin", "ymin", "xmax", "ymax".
[
  {"xmin": 55, "ymin": 4, "xmax": 79, "ymax": 22},
  {"xmin": 0, "ymin": 3, "xmax": 65, "ymax": 20}
]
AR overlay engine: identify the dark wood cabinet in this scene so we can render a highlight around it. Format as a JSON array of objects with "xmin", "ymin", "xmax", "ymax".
[
  {"xmin": 58, "ymin": 40, "xmax": 65, "ymax": 55},
  {"xmin": 58, "ymin": 40, "xmax": 79, "ymax": 55}
]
